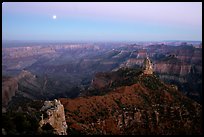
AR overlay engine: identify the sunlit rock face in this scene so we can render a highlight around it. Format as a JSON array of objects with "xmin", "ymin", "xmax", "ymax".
[
  {"xmin": 143, "ymin": 57, "xmax": 153, "ymax": 75},
  {"xmin": 39, "ymin": 99, "xmax": 68, "ymax": 135},
  {"xmin": 153, "ymin": 63, "xmax": 192, "ymax": 76}
]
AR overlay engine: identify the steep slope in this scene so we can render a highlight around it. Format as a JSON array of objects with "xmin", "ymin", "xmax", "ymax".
[
  {"xmin": 16, "ymin": 70, "xmax": 44, "ymax": 99},
  {"xmin": 2, "ymin": 70, "xmax": 44, "ymax": 108},
  {"xmin": 59, "ymin": 68, "xmax": 202, "ymax": 135},
  {"xmin": 2, "ymin": 76, "xmax": 18, "ymax": 109}
]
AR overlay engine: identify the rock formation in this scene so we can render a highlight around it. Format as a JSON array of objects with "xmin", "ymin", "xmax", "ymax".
[
  {"xmin": 143, "ymin": 56, "xmax": 153, "ymax": 75},
  {"xmin": 39, "ymin": 99, "xmax": 68, "ymax": 135}
]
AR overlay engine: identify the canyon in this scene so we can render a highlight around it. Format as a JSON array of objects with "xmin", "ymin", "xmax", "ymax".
[{"xmin": 2, "ymin": 42, "xmax": 202, "ymax": 106}]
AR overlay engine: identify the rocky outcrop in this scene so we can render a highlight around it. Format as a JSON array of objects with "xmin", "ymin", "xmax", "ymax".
[
  {"xmin": 143, "ymin": 57, "xmax": 153, "ymax": 75},
  {"xmin": 39, "ymin": 99, "xmax": 68, "ymax": 135}
]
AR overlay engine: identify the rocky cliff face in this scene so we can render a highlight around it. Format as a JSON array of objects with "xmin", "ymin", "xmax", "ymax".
[
  {"xmin": 39, "ymin": 99, "xmax": 68, "ymax": 135},
  {"xmin": 152, "ymin": 56, "xmax": 202, "ymax": 103},
  {"xmin": 143, "ymin": 57, "xmax": 153, "ymax": 75},
  {"xmin": 154, "ymin": 63, "xmax": 192, "ymax": 76}
]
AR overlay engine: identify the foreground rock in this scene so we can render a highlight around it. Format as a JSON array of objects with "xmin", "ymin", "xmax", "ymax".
[{"xmin": 39, "ymin": 99, "xmax": 68, "ymax": 135}]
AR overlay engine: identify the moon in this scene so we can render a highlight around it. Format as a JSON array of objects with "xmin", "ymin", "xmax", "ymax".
[{"xmin": 52, "ymin": 15, "xmax": 57, "ymax": 20}]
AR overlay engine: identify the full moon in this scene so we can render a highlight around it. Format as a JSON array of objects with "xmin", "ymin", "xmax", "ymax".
[{"xmin": 53, "ymin": 15, "xmax": 57, "ymax": 19}]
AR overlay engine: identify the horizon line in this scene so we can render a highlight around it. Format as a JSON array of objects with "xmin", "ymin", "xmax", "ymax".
[{"xmin": 2, "ymin": 39, "xmax": 202, "ymax": 43}]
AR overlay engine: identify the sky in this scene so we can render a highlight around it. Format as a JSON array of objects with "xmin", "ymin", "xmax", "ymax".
[{"xmin": 2, "ymin": 2, "xmax": 202, "ymax": 42}]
